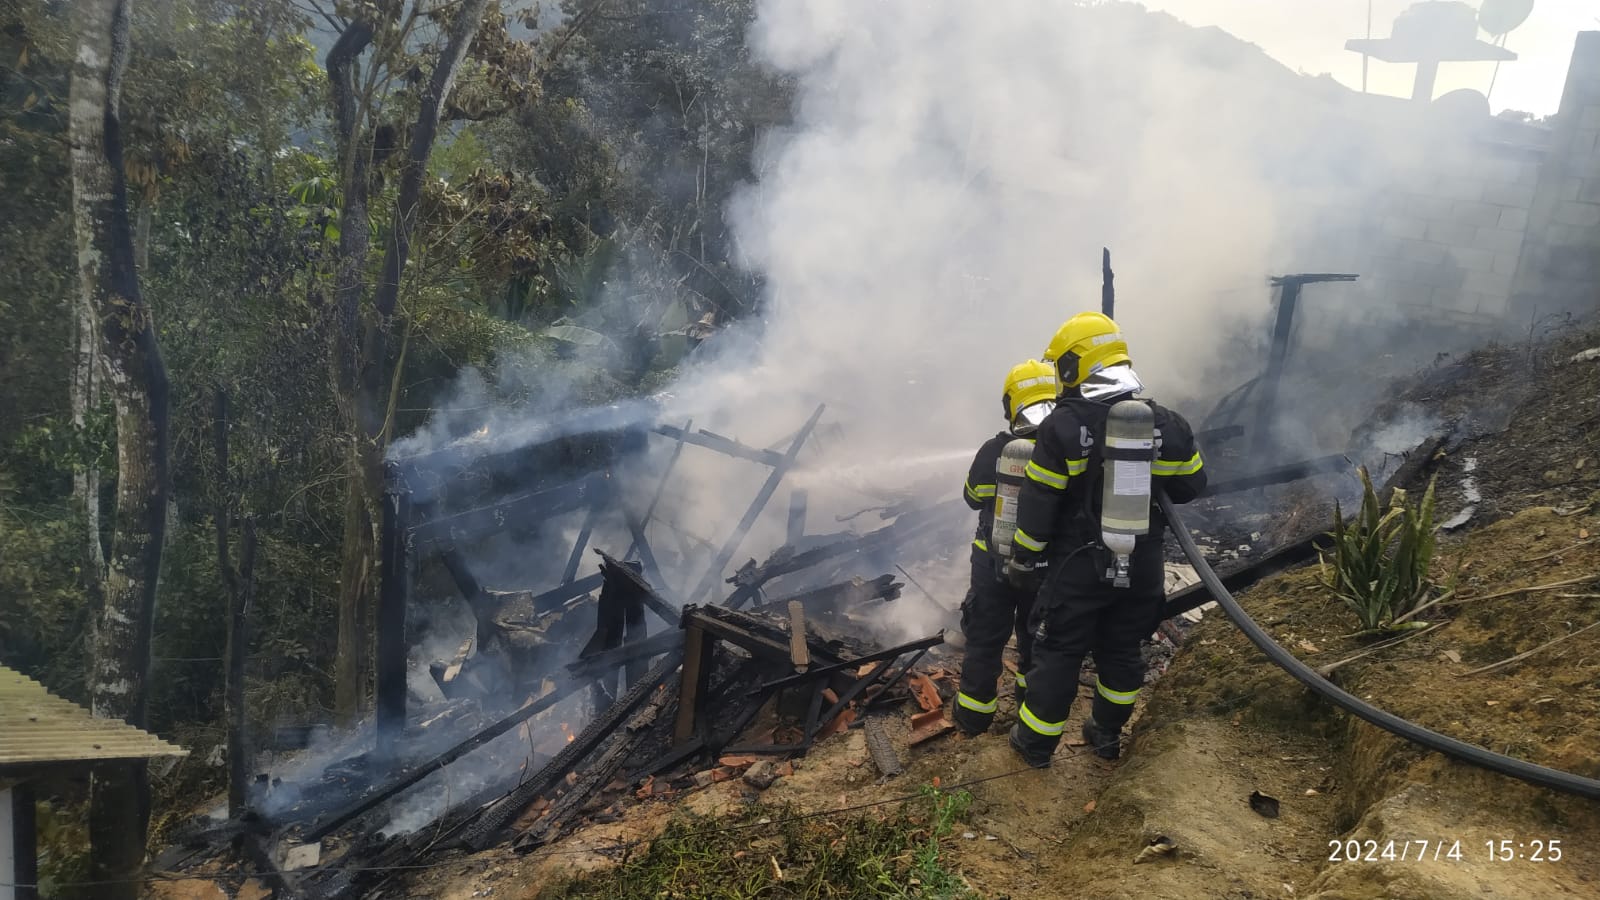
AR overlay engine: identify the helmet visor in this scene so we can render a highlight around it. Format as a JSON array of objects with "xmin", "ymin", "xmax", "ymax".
[
  {"xmin": 1079, "ymin": 366, "xmax": 1144, "ymax": 401},
  {"xmin": 1011, "ymin": 400, "xmax": 1056, "ymax": 435}
]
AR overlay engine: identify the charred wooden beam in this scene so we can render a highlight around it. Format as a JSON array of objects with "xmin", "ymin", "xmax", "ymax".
[
  {"xmin": 859, "ymin": 647, "xmax": 933, "ymax": 710},
  {"xmin": 1160, "ymin": 533, "xmax": 1328, "ymax": 621},
  {"xmin": 623, "ymin": 418, "xmax": 692, "ymax": 568},
  {"xmin": 1202, "ymin": 454, "xmax": 1352, "ymax": 497},
  {"xmin": 653, "ymin": 423, "xmax": 785, "ymax": 467},
  {"xmin": 682, "ymin": 604, "xmax": 809, "ymax": 662},
  {"xmin": 752, "ymin": 574, "xmax": 903, "ymax": 617},
  {"xmin": 788, "ymin": 601, "xmax": 810, "ymax": 673},
  {"xmin": 1197, "ymin": 424, "xmax": 1245, "ymax": 446},
  {"xmin": 1161, "ymin": 434, "xmax": 1442, "ymax": 622},
  {"xmin": 1252, "ymin": 273, "xmax": 1358, "ymax": 461},
  {"xmin": 688, "ymin": 403, "xmax": 826, "ymax": 604},
  {"xmin": 672, "ymin": 621, "xmax": 714, "ymax": 745},
  {"xmin": 567, "ymin": 630, "xmax": 684, "ymax": 681},
  {"xmin": 410, "ymin": 473, "xmax": 604, "ymax": 550},
  {"xmin": 376, "ymin": 478, "xmax": 413, "ymax": 756},
  {"xmin": 300, "ymin": 673, "xmax": 589, "ymax": 843},
  {"xmin": 787, "ymin": 489, "xmax": 808, "ymax": 545},
  {"xmin": 458, "ymin": 650, "xmax": 683, "ymax": 851},
  {"xmin": 864, "ymin": 716, "xmax": 903, "ymax": 777},
  {"xmin": 752, "ymin": 633, "xmax": 946, "ymax": 694},
  {"xmin": 531, "ymin": 571, "xmax": 604, "ymax": 615},
  {"xmin": 561, "ymin": 494, "xmax": 606, "ymax": 584},
  {"xmin": 512, "ymin": 681, "xmax": 674, "ymax": 852},
  {"xmin": 596, "ymin": 549, "xmax": 679, "ymax": 628},
  {"xmin": 724, "ymin": 498, "xmax": 962, "ymax": 609}
]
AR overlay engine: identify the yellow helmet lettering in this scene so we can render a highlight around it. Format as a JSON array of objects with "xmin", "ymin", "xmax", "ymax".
[
  {"xmin": 1043, "ymin": 311, "xmax": 1131, "ymax": 388},
  {"xmin": 1002, "ymin": 359, "xmax": 1059, "ymax": 421}
]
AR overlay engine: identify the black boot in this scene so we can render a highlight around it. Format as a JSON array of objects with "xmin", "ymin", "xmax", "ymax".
[
  {"xmin": 1008, "ymin": 724, "xmax": 1055, "ymax": 768},
  {"xmin": 951, "ymin": 701, "xmax": 994, "ymax": 736},
  {"xmin": 1081, "ymin": 716, "xmax": 1122, "ymax": 760}
]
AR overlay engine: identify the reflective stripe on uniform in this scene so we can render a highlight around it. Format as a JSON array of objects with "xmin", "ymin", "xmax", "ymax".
[
  {"xmin": 1024, "ymin": 461, "xmax": 1068, "ymax": 490},
  {"xmin": 1014, "ymin": 672, "xmax": 1027, "ymax": 688},
  {"xmin": 1064, "ymin": 457, "xmax": 1089, "ymax": 476},
  {"xmin": 1013, "ymin": 528, "xmax": 1046, "ymax": 553},
  {"xmin": 965, "ymin": 481, "xmax": 997, "ymax": 502},
  {"xmin": 1095, "ymin": 679, "xmax": 1140, "ymax": 706},
  {"xmin": 1018, "ymin": 702, "xmax": 1065, "ymax": 736},
  {"xmin": 972, "ymin": 538, "xmax": 989, "ymax": 552},
  {"xmin": 1152, "ymin": 452, "xmax": 1203, "ymax": 476},
  {"xmin": 957, "ymin": 692, "xmax": 998, "ymax": 714}
]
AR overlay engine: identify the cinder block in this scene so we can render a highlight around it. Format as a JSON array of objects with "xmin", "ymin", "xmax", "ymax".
[
  {"xmin": 1381, "ymin": 216, "xmax": 1427, "ymax": 240},
  {"xmin": 1492, "ymin": 251, "xmax": 1521, "ymax": 275},
  {"xmin": 1448, "ymin": 246, "xmax": 1495, "ymax": 273},
  {"xmin": 1425, "ymin": 220, "xmax": 1477, "ymax": 246},
  {"xmin": 1553, "ymin": 201, "xmax": 1600, "ymax": 228},
  {"xmin": 1471, "ymin": 226, "xmax": 1525, "ymax": 254},
  {"xmin": 1451, "ymin": 199, "xmax": 1504, "ymax": 228},
  {"xmin": 1389, "ymin": 192, "xmax": 1455, "ymax": 220},
  {"xmin": 1472, "ymin": 157, "xmax": 1523, "ymax": 184},
  {"xmin": 1497, "ymin": 207, "xmax": 1530, "ymax": 231},
  {"xmin": 1463, "ymin": 270, "xmax": 1514, "ymax": 297},
  {"xmin": 1471, "ymin": 291, "xmax": 1510, "ymax": 317},
  {"xmin": 1547, "ymin": 223, "xmax": 1600, "ymax": 246},
  {"xmin": 1438, "ymin": 176, "xmax": 1484, "ymax": 202},
  {"xmin": 1481, "ymin": 183, "xmax": 1536, "ymax": 208},
  {"xmin": 1397, "ymin": 238, "xmax": 1448, "ymax": 265}
]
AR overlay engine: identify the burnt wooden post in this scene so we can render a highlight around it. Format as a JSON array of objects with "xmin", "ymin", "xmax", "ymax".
[
  {"xmin": 672, "ymin": 610, "xmax": 715, "ymax": 745},
  {"xmin": 1252, "ymin": 274, "xmax": 1358, "ymax": 463},
  {"xmin": 688, "ymin": 403, "xmax": 826, "ymax": 605},
  {"xmin": 561, "ymin": 493, "xmax": 605, "ymax": 584},
  {"xmin": 1101, "ymin": 247, "xmax": 1115, "ymax": 318},
  {"xmin": 376, "ymin": 464, "xmax": 413, "ymax": 756},
  {"xmin": 787, "ymin": 489, "xmax": 808, "ymax": 546}
]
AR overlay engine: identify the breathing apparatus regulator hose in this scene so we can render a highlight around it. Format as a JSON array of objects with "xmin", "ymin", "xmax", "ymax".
[{"xmin": 1157, "ymin": 492, "xmax": 1600, "ymax": 801}]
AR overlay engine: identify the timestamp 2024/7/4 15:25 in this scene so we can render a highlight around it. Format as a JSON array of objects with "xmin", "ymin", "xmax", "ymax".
[{"xmin": 1328, "ymin": 839, "xmax": 1565, "ymax": 863}]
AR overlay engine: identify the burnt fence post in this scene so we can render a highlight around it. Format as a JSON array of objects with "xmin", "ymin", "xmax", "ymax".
[{"xmin": 376, "ymin": 463, "xmax": 413, "ymax": 757}]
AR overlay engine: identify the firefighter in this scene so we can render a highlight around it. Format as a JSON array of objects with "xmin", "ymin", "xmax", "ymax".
[
  {"xmin": 1004, "ymin": 312, "xmax": 1207, "ymax": 767},
  {"xmin": 951, "ymin": 359, "xmax": 1059, "ymax": 736}
]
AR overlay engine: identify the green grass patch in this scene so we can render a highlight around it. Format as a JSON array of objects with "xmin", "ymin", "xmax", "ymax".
[{"xmin": 542, "ymin": 784, "xmax": 979, "ymax": 899}]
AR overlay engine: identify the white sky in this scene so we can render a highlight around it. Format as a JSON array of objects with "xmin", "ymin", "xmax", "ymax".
[{"xmin": 1136, "ymin": 0, "xmax": 1598, "ymax": 115}]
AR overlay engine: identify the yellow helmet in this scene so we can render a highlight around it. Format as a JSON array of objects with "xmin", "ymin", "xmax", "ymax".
[
  {"xmin": 1042, "ymin": 311, "xmax": 1131, "ymax": 388},
  {"xmin": 1002, "ymin": 359, "xmax": 1058, "ymax": 423}
]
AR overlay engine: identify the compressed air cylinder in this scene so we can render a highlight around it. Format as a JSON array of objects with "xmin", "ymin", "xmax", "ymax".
[
  {"xmin": 991, "ymin": 438, "xmax": 1033, "ymax": 560},
  {"xmin": 1100, "ymin": 400, "xmax": 1155, "ymax": 586}
]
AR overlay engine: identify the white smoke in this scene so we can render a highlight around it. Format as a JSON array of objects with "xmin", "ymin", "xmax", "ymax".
[{"xmin": 396, "ymin": 0, "xmax": 1524, "ymax": 626}]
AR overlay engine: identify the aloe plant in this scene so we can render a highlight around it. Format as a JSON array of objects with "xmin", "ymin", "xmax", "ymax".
[{"xmin": 1320, "ymin": 467, "xmax": 1438, "ymax": 631}]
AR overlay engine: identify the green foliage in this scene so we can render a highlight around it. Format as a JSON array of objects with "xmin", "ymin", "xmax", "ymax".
[
  {"xmin": 1320, "ymin": 467, "xmax": 1439, "ymax": 632},
  {"xmin": 544, "ymin": 790, "xmax": 976, "ymax": 900},
  {"xmin": 34, "ymin": 797, "xmax": 92, "ymax": 900},
  {"xmin": 0, "ymin": 496, "xmax": 90, "ymax": 699}
]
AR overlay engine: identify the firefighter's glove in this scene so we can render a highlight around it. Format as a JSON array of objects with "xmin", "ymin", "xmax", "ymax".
[{"xmin": 1003, "ymin": 553, "xmax": 1046, "ymax": 592}]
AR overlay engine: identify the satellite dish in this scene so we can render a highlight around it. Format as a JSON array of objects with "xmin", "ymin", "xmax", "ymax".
[
  {"xmin": 1478, "ymin": 0, "xmax": 1534, "ymax": 37},
  {"xmin": 1433, "ymin": 87, "xmax": 1493, "ymax": 121}
]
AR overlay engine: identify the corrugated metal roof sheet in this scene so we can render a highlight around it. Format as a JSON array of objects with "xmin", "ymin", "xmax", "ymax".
[{"xmin": 0, "ymin": 665, "xmax": 187, "ymax": 768}]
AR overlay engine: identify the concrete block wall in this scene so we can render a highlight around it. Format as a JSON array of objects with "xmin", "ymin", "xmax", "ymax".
[
  {"xmin": 1510, "ymin": 31, "xmax": 1600, "ymax": 319},
  {"xmin": 1355, "ymin": 141, "xmax": 1542, "ymax": 321}
]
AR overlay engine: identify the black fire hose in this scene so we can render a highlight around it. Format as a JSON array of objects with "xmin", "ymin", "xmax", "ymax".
[{"xmin": 1158, "ymin": 492, "xmax": 1600, "ymax": 801}]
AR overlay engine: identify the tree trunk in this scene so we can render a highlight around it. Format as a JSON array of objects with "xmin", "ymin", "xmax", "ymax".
[
  {"xmin": 326, "ymin": 1, "xmax": 490, "ymax": 723},
  {"xmin": 69, "ymin": 1, "xmax": 172, "ymax": 896},
  {"xmin": 71, "ymin": 293, "xmax": 104, "ymax": 578},
  {"xmin": 325, "ymin": 20, "xmax": 377, "ymax": 724}
]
